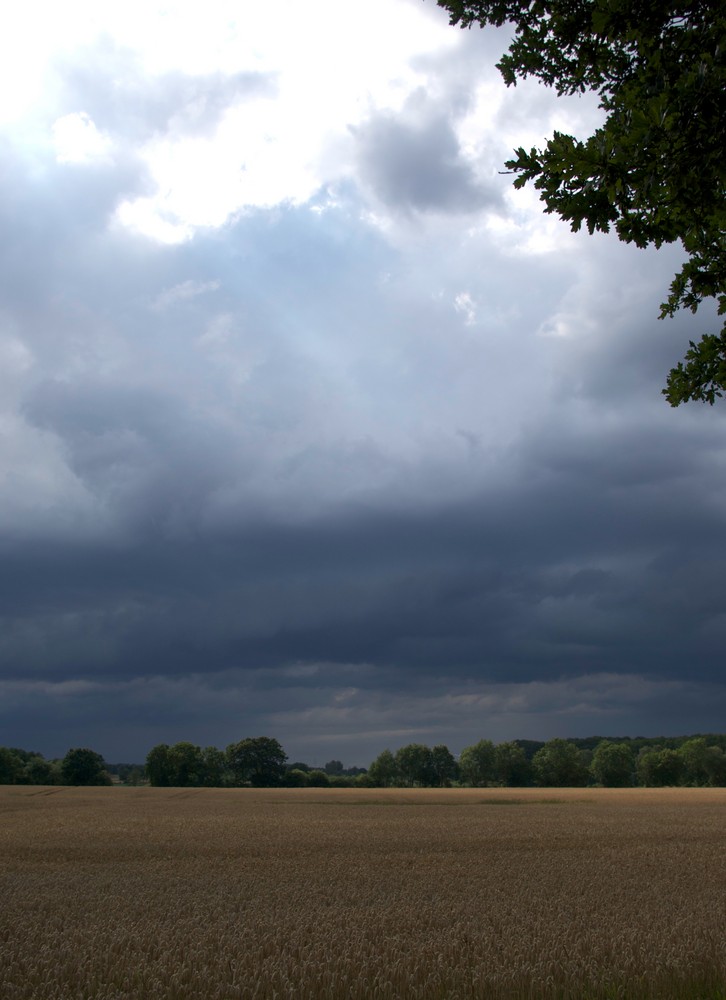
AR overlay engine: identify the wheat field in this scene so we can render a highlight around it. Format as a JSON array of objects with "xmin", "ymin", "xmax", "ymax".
[{"xmin": 1, "ymin": 786, "xmax": 726, "ymax": 999}]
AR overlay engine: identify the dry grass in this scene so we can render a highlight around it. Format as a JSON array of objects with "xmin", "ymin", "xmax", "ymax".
[{"xmin": 1, "ymin": 786, "xmax": 726, "ymax": 998}]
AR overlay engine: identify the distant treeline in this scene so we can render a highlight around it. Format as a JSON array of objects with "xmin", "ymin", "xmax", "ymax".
[
  {"xmin": 368, "ymin": 736, "xmax": 726, "ymax": 789},
  {"xmin": 3, "ymin": 734, "xmax": 726, "ymax": 788},
  {"xmin": 0, "ymin": 747, "xmax": 112, "ymax": 787}
]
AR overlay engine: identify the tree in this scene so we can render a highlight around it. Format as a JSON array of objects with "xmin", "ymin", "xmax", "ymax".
[
  {"xmin": 324, "ymin": 759, "xmax": 344, "ymax": 775},
  {"xmin": 144, "ymin": 742, "xmax": 227, "ymax": 787},
  {"xmin": 459, "ymin": 739, "xmax": 496, "ymax": 786},
  {"xmin": 532, "ymin": 739, "xmax": 588, "ymax": 787},
  {"xmin": 61, "ymin": 748, "xmax": 111, "ymax": 786},
  {"xmin": 226, "ymin": 737, "xmax": 287, "ymax": 787},
  {"xmin": 368, "ymin": 749, "xmax": 398, "ymax": 787},
  {"xmin": 431, "ymin": 744, "xmax": 459, "ymax": 786},
  {"xmin": 636, "ymin": 747, "xmax": 682, "ymax": 786},
  {"xmin": 494, "ymin": 741, "xmax": 532, "ymax": 786},
  {"xmin": 589, "ymin": 740, "xmax": 634, "ymax": 787},
  {"xmin": 122, "ymin": 766, "xmax": 145, "ymax": 786},
  {"xmin": 200, "ymin": 746, "xmax": 228, "ymax": 787},
  {"xmin": 0, "ymin": 747, "xmax": 23, "ymax": 785},
  {"xmin": 283, "ymin": 768, "xmax": 310, "ymax": 788},
  {"xmin": 327, "ymin": 774, "xmax": 356, "ymax": 787},
  {"xmin": 354, "ymin": 772, "xmax": 375, "ymax": 788},
  {"xmin": 395, "ymin": 744, "xmax": 436, "ymax": 787},
  {"xmin": 306, "ymin": 769, "xmax": 330, "ymax": 787},
  {"xmin": 703, "ymin": 745, "xmax": 726, "ymax": 786},
  {"xmin": 166, "ymin": 742, "xmax": 204, "ymax": 787},
  {"xmin": 25, "ymin": 755, "xmax": 60, "ymax": 785},
  {"xmin": 145, "ymin": 744, "xmax": 173, "ymax": 786},
  {"xmin": 438, "ymin": 0, "xmax": 726, "ymax": 405},
  {"xmin": 676, "ymin": 737, "xmax": 716, "ymax": 786}
]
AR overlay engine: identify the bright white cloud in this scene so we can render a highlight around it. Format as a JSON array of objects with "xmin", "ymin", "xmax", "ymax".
[
  {"xmin": 2, "ymin": 2, "xmax": 455, "ymax": 225},
  {"xmin": 52, "ymin": 111, "xmax": 112, "ymax": 164},
  {"xmin": 4, "ymin": 0, "xmax": 601, "ymax": 250},
  {"xmin": 27, "ymin": 0, "xmax": 461, "ymax": 239},
  {"xmin": 454, "ymin": 291, "xmax": 477, "ymax": 325}
]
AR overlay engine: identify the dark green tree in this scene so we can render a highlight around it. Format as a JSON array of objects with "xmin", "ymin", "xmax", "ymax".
[
  {"xmin": 676, "ymin": 737, "xmax": 712, "ymax": 786},
  {"xmin": 459, "ymin": 739, "xmax": 496, "ymax": 786},
  {"xmin": 703, "ymin": 745, "xmax": 726, "ymax": 786},
  {"xmin": 226, "ymin": 737, "xmax": 287, "ymax": 787},
  {"xmin": 61, "ymin": 748, "xmax": 111, "ymax": 786},
  {"xmin": 0, "ymin": 747, "xmax": 23, "ymax": 785},
  {"xmin": 494, "ymin": 741, "xmax": 532, "ymax": 786},
  {"xmin": 368, "ymin": 748, "xmax": 398, "ymax": 787},
  {"xmin": 324, "ymin": 759, "xmax": 344, "ymax": 775},
  {"xmin": 395, "ymin": 744, "xmax": 436, "ymax": 787},
  {"xmin": 166, "ymin": 742, "xmax": 203, "ymax": 787},
  {"xmin": 306, "ymin": 769, "xmax": 330, "ymax": 787},
  {"xmin": 354, "ymin": 772, "xmax": 375, "ymax": 788},
  {"xmin": 327, "ymin": 774, "xmax": 356, "ymax": 787},
  {"xmin": 199, "ymin": 746, "xmax": 228, "ymax": 787},
  {"xmin": 145, "ymin": 744, "xmax": 173, "ymax": 786},
  {"xmin": 283, "ymin": 768, "xmax": 310, "ymax": 788},
  {"xmin": 431, "ymin": 744, "xmax": 459, "ymax": 786},
  {"xmin": 438, "ymin": 0, "xmax": 726, "ymax": 405},
  {"xmin": 532, "ymin": 738, "xmax": 588, "ymax": 787},
  {"xmin": 589, "ymin": 740, "xmax": 634, "ymax": 787},
  {"xmin": 636, "ymin": 747, "xmax": 682, "ymax": 786},
  {"xmin": 25, "ymin": 754, "xmax": 59, "ymax": 785}
]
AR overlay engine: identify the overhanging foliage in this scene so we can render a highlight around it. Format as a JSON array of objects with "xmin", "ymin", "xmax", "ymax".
[{"xmin": 438, "ymin": 0, "xmax": 726, "ymax": 404}]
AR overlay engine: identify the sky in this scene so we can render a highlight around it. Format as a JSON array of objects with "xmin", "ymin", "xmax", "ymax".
[{"xmin": 1, "ymin": 1, "xmax": 725, "ymax": 767}]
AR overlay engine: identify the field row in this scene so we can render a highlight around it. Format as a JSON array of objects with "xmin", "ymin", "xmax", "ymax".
[{"xmin": 2, "ymin": 786, "xmax": 726, "ymax": 998}]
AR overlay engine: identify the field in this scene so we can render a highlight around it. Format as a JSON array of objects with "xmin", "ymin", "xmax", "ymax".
[{"xmin": 1, "ymin": 786, "xmax": 726, "ymax": 999}]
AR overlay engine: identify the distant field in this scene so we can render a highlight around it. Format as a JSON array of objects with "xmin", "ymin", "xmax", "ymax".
[{"xmin": 2, "ymin": 786, "xmax": 726, "ymax": 999}]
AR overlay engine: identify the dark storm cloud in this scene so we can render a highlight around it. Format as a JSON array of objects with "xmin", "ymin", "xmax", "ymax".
[
  {"xmin": 3, "ymin": 454, "xmax": 726, "ymax": 766},
  {"xmin": 20, "ymin": 376, "xmax": 239, "ymax": 528},
  {"xmin": 3, "ymin": 14, "xmax": 726, "ymax": 766},
  {"xmin": 3, "ymin": 202, "xmax": 725, "ymax": 725},
  {"xmin": 353, "ymin": 101, "xmax": 498, "ymax": 214},
  {"xmin": 2, "ymin": 416, "xmax": 725, "ymax": 693}
]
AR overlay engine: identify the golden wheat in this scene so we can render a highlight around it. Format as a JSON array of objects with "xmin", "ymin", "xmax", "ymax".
[{"xmin": 1, "ymin": 786, "xmax": 725, "ymax": 998}]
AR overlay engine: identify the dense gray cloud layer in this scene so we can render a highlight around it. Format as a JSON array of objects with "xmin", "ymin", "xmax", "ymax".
[
  {"xmin": 1, "ymin": 4, "xmax": 725, "ymax": 765},
  {"xmin": 354, "ymin": 105, "xmax": 497, "ymax": 213}
]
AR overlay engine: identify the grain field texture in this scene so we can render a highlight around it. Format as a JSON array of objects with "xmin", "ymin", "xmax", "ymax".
[{"xmin": 1, "ymin": 786, "xmax": 726, "ymax": 999}]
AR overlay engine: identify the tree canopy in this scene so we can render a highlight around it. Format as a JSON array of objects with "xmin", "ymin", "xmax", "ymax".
[
  {"xmin": 532, "ymin": 738, "xmax": 588, "ymax": 786},
  {"xmin": 61, "ymin": 747, "xmax": 110, "ymax": 786},
  {"xmin": 589, "ymin": 739, "xmax": 634, "ymax": 787},
  {"xmin": 368, "ymin": 748, "xmax": 398, "ymax": 787},
  {"xmin": 226, "ymin": 736, "xmax": 287, "ymax": 787},
  {"xmin": 5, "ymin": 733, "xmax": 726, "ymax": 788},
  {"xmin": 458, "ymin": 739, "xmax": 496, "ymax": 786},
  {"xmin": 437, "ymin": 0, "xmax": 726, "ymax": 404}
]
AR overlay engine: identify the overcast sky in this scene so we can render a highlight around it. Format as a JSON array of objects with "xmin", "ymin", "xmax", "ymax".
[{"xmin": 2, "ymin": 1, "xmax": 725, "ymax": 766}]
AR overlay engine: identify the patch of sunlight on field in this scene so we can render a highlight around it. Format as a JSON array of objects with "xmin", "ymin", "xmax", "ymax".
[{"xmin": 1, "ymin": 786, "xmax": 726, "ymax": 998}]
